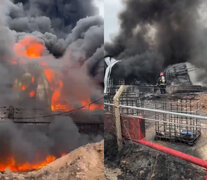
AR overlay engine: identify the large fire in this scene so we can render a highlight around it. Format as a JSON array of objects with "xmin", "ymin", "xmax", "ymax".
[
  {"xmin": 2, "ymin": 36, "xmax": 103, "ymax": 172},
  {"xmin": 0, "ymin": 153, "xmax": 67, "ymax": 172},
  {"xmin": 14, "ymin": 37, "xmax": 44, "ymax": 59},
  {"xmin": 0, "ymin": 155, "xmax": 56, "ymax": 172},
  {"xmin": 13, "ymin": 36, "xmax": 103, "ymax": 112}
]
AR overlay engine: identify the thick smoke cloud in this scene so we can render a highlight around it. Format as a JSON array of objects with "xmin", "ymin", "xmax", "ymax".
[
  {"xmin": 0, "ymin": 0, "xmax": 104, "ymax": 105},
  {"xmin": 8, "ymin": 0, "xmax": 104, "ymax": 71},
  {"xmin": 0, "ymin": 0, "xmax": 104, "ymax": 167},
  {"xmin": 0, "ymin": 117, "xmax": 101, "ymax": 164},
  {"xmin": 105, "ymin": 0, "xmax": 207, "ymax": 83},
  {"xmin": 10, "ymin": 0, "xmax": 98, "ymax": 37}
]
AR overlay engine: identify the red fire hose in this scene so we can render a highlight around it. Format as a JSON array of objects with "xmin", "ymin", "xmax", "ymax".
[{"xmin": 134, "ymin": 139, "xmax": 207, "ymax": 179}]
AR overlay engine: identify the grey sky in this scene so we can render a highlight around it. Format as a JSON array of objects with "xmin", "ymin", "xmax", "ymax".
[
  {"xmin": 94, "ymin": 0, "xmax": 104, "ymax": 17},
  {"xmin": 104, "ymin": 0, "xmax": 123, "ymax": 42}
]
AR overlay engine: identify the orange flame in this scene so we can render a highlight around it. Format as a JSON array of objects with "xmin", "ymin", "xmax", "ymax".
[
  {"xmin": 44, "ymin": 71, "xmax": 73, "ymax": 112},
  {"xmin": 21, "ymin": 85, "xmax": 26, "ymax": 91},
  {"xmin": 0, "ymin": 155, "xmax": 56, "ymax": 172},
  {"xmin": 29, "ymin": 91, "xmax": 35, "ymax": 98},
  {"xmin": 26, "ymin": 43, "xmax": 44, "ymax": 58},
  {"xmin": 2, "ymin": 36, "xmax": 104, "ymax": 172},
  {"xmin": 44, "ymin": 69, "xmax": 54, "ymax": 83},
  {"xmin": 13, "ymin": 36, "xmax": 103, "ymax": 112},
  {"xmin": 45, "ymin": 69, "xmax": 103, "ymax": 112},
  {"xmin": 14, "ymin": 36, "xmax": 44, "ymax": 59},
  {"xmin": 0, "ymin": 152, "xmax": 67, "ymax": 172},
  {"xmin": 81, "ymin": 99, "xmax": 104, "ymax": 111},
  {"xmin": 31, "ymin": 77, "xmax": 35, "ymax": 83}
]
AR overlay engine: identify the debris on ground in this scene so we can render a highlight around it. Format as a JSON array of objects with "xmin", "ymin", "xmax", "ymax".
[
  {"xmin": 104, "ymin": 167, "xmax": 122, "ymax": 180},
  {"xmin": 0, "ymin": 140, "xmax": 104, "ymax": 180},
  {"xmin": 104, "ymin": 133, "xmax": 206, "ymax": 180}
]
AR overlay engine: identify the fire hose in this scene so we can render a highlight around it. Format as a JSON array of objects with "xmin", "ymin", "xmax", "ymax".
[{"xmin": 134, "ymin": 139, "xmax": 207, "ymax": 179}]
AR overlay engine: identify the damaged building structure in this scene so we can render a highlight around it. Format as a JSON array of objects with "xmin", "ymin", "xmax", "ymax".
[{"xmin": 104, "ymin": 58, "xmax": 205, "ymax": 145}]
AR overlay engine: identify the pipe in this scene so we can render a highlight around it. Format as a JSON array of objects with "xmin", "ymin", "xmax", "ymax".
[
  {"xmin": 136, "ymin": 139, "xmax": 207, "ymax": 169},
  {"xmin": 104, "ymin": 103, "xmax": 207, "ymax": 121},
  {"xmin": 104, "ymin": 58, "xmax": 119, "ymax": 93}
]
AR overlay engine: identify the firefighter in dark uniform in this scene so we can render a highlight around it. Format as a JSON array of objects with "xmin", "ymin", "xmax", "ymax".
[{"xmin": 158, "ymin": 72, "xmax": 166, "ymax": 94}]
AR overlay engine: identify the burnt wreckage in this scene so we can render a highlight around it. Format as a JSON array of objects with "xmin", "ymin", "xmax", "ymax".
[
  {"xmin": 2, "ymin": 63, "xmax": 103, "ymax": 135},
  {"xmin": 104, "ymin": 60, "xmax": 204, "ymax": 145}
]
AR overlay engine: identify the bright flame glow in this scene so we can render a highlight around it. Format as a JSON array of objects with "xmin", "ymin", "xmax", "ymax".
[
  {"xmin": 21, "ymin": 85, "xmax": 26, "ymax": 91},
  {"xmin": 5, "ymin": 36, "xmax": 104, "ymax": 172},
  {"xmin": 14, "ymin": 36, "xmax": 44, "ymax": 59},
  {"xmin": 31, "ymin": 77, "xmax": 35, "ymax": 83},
  {"xmin": 0, "ymin": 155, "xmax": 56, "ymax": 172},
  {"xmin": 29, "ymin": 91, "xmax": 35, "ymax": 98},
  {"xmin": 44, "ymin": 69, "xmax": 54, "ymax": 83},
  {"xmin": 14, "ymin": 36, "xmax": 103, "ymax": 112}
]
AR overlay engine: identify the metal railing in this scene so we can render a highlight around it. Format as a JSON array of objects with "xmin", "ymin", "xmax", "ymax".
[{"xmin": 104, "ymin": 84, "xmax": 204, "ymax": 145}]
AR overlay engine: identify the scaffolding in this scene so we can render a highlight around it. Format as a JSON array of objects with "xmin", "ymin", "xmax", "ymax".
[
  {"xmin": 104, "ymin": 83, "xmax": 143, "ymax": 116},
  {"xmin": 154, "ymin": 98, "xmax": 201, "ymax": 145},
  {"xmin": 105, "ymin": 84, "xmax": 202, "ymax": 146}
]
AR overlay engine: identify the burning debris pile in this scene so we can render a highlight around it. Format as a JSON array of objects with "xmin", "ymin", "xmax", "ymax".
[
  {"xmin": 105, "ymin": 0, "xmax": 207, "ymax": 84},
  {"xmin": 0, "ymin": 117, "xmax": 101, "ymax": 172},
  {"xmin": 0, "ymin": 0, "xmax": 103, "ymax": 172},
  {"xmin": 0, "ymin": 140, "xmax": 104, "ymax": 180}
]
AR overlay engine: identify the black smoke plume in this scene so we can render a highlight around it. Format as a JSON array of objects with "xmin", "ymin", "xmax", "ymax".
[
  {"xmin": 105, "ymin": 0, "xmax": 207, "ymax": 83},
  {"xmin": 0, "ymin": 117, "xmax": 101, "ymax": 166},
  {"xmin": 0, "ymin": 0, "xmax": 104, "ymax": 104},
  {"xmin": 0, "ymin": 0, "xmax": 103, "ymax": 168},
  {"xmin": 8, "ymin": 0, "xmax": 104, "ymax": 78}
]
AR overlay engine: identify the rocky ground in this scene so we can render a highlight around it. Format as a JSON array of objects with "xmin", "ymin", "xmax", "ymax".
[
  {"xmin": 0, "ymin": 140, "xmax": 104, "ymax": 180},
  {"xmin": 104, "ymin": 133, "xmax": 206, "ymax": 180}
]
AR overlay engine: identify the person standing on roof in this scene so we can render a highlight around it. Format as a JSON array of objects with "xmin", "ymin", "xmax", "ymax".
[{"xmin": 158, "ymin": 72, "xmax": 166, "ymax": 94}]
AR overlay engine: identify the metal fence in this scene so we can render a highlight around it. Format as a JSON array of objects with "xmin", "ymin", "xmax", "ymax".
[
  {"xmin": 104, "ymin": 84, "xmax": 202, "ymax": 145},
  {"xmin": 154, "ymin": 99, "xmax": 201, "ymax": 145}
]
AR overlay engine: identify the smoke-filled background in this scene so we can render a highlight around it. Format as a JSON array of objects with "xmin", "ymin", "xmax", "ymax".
[
  {"xmin": 105, "ymin": 0, "xmax": 207, "ymax": 83},
  {"xmin": 0, "ymin": 0, "xmax": 104, "ymax": 103},
  {"xmin": 0, "ymin": 0, "xmax": 103, "ymax": 168},
  {"xmin": 0, "ymin": 117, "xmax": 102, "ymax": 165}
]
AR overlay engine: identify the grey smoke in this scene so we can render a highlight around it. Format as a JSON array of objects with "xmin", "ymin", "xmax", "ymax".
[
  {"xmin": 0, "ymin": 117, "xmax": 99, "ymax": 164},
  {"xmin": 10, "ymin": 0, "xmax": 98, "ymax": 38},
  {"xmin": 0, "ymin": 0, "xmax": 104, "ymax": 167},
  {"xmin": 87, "ymin": 45, "xmax": 104, "ymax": 83},
  {"xmin": 0, "ymin": 0, "xmax": 104, "ymax": 105},
  {"xmin": 7, "ymin": 0, "xmax": 104, "ymax": 70},
  {"xmin": 105, "ymin": 0, "xmax": 207, "ymax": 83},
  {"xmin": 9, "ymin": 16, "xmax": 52, "ymax": 34},
  {"xmin": 0, "ymin": 26, "xmax": 15, "ymax": 62}
]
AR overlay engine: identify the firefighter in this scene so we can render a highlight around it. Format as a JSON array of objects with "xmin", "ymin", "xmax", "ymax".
[{"xmin": 158, "ymin": 72, "xmax": 166, "ymax": 94}]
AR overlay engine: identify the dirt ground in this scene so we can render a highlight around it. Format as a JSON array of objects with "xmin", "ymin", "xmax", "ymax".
[
  {"xmin": 0, "ymin": 140, "xmax": 104, "ymax": 180},
  {"xmin": 104, "ymin": 133, "xmax": 206, "ymax": 180},
  {"xmin": 143, "ymin": 93, "xmax": 207, "ymax": 160}
]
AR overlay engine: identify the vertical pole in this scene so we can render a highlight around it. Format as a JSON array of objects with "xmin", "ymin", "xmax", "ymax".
[
  {"xmin": 8, "ymin": 106, "xmax": 14, "ymax": 120},
  {"xmin": 113, "ymin": 85, "xmax": 127, "ymax": 151}
]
